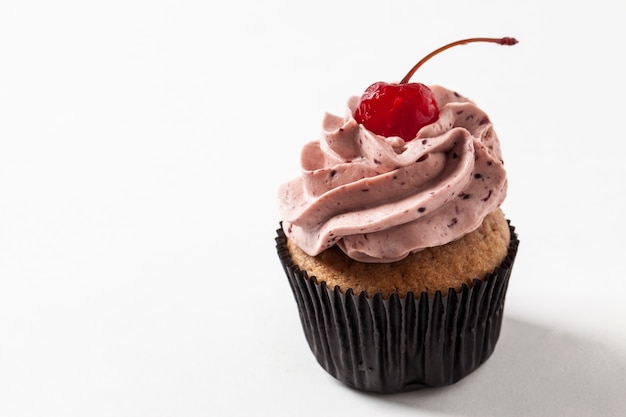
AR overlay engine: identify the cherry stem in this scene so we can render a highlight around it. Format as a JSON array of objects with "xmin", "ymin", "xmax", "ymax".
[{"xmin": 399, "ymin": 37, "xmax": 518, "ymax": 84}]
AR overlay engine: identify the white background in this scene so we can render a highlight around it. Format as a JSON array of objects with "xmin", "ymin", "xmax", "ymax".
[{"xmin": 1, "ymin": 1, "xmax": 625, "ymax": 416}]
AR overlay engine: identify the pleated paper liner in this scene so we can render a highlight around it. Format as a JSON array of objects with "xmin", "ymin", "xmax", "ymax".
[{"xmin": 276, "ymin": 221, "xmax": 519, "ymax": 394}]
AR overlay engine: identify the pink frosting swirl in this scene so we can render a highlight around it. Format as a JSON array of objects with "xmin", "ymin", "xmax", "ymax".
[{"xmin": 278, "ymin": 85, "xmax": 507, "ymax": 263}]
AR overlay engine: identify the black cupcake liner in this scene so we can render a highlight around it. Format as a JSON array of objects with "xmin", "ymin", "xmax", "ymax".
[{"xmin": 276, "ymin": 221, "xmax": 519, "ymax": 393}]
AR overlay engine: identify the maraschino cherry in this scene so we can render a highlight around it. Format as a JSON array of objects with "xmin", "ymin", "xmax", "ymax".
[{"xmin": 354, "ymin": 37, "xmax": 518, "ymax": 141}]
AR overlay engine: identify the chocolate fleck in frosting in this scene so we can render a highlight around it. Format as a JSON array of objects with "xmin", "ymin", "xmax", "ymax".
[{"xmin": 278, "ymin": 85, "xmax": 507, "ymax": 263}]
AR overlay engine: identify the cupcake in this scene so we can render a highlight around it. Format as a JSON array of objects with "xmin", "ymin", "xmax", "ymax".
[{"xmin": 276, "ymin": 37, "xmax": 520, "ymax": 393}]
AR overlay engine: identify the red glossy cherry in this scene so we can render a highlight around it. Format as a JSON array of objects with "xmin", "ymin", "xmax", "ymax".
[
  {"xmin": 354, "ymin": 81, "xmax": 438, "ymax": 141},
  {"xmin": 354, "ymin": 37, "xmax": 518, "ymax": 141}
]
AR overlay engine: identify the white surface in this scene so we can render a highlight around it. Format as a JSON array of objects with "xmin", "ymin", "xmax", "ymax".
[{"xmin": 1, "ymin": 1, "xmax": 625, "ymax": 416}]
